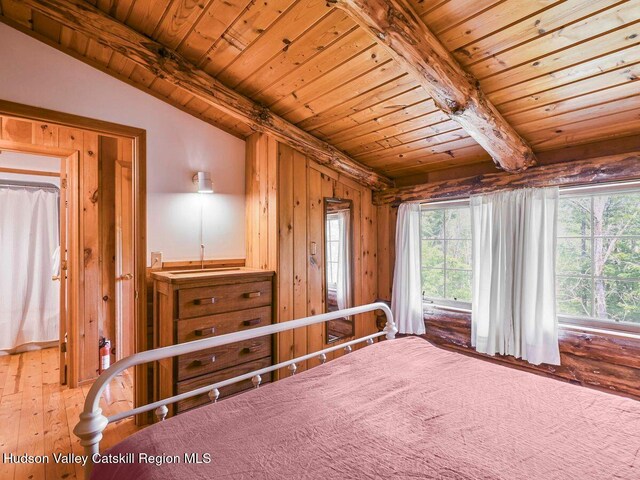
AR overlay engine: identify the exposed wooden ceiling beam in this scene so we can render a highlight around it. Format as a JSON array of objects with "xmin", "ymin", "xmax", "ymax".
[
  {"xmin": 333, "ymin": 0, "xmax": 536, "ymax": 173},
  {"xmin": 21, "ymin": 0, "xmax": 394, "ymax": 191},
  {"xmin": 374, "ymin": 152, "xmax": 640, "ymax": 206}
]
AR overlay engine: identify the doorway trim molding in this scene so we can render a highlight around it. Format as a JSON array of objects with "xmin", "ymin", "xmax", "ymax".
[{"xmin": 0, "ymin": 99, "xmax": 148, "ymax": 419}]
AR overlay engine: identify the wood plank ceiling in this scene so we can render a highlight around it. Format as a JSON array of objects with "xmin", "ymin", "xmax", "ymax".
[{"xmin": 1, "ymin": 0, "xmax": 639, "ymax": 186}]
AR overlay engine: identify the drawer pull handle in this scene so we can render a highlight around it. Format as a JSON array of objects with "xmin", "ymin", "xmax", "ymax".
[
  {"xmin": 194, "ymin": 327, "xmax": 215, "ymax": 337},
  {"xmin": 242, "ymin": 344, "xmax": 261, "ymax": 354},
  {"xmin": 191, "ymin": 356, "xmax": 215, "ymax": 367},
  {"xmin": 243, "ymin": 318, "xmax": 262, "ymax": 327},
  {"xmin": 194, "ymin": 297, "xmax": 215, "ymax": 305},
  {"xmin": 243, "ymin": 291, "xmax": 261, "ymax": 299}
]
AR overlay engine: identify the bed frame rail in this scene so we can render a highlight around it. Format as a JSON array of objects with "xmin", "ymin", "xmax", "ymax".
[{"xmin": 75, "ymin": 302, "xmax": 396, "ymax": 472}]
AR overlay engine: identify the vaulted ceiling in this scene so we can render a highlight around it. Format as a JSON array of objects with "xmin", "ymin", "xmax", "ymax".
[{"xmin": 1, "ymin": 0, "xmax": 639, "ymax": 187}]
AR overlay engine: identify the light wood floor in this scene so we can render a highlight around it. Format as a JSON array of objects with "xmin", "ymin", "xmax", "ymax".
[{"xmin": 0, "ymin": 348, "xmax": 140, "ymax": 479}]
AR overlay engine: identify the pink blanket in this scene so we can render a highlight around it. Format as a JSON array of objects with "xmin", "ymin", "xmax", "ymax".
[{"xmin": 93, "ymin": 337, "xmax": 640, "ymax": 479}]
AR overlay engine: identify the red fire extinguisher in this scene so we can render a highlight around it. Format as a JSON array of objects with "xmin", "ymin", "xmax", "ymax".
[{"xmin": 99, "ymin": 337, "xmax": 111, "ymax": 374}]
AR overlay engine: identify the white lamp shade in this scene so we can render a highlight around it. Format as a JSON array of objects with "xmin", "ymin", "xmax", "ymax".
[{"xmin": 194, "ymin": 171, "xmax": 213, "ymax": 193}]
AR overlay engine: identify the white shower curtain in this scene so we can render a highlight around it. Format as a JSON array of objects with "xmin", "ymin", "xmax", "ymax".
[
  {"xmin": 471, "ymin": 187, "xmax": 560, "ymax": 366},
  {"xmin": 335, "ymin": 210, "xmax": 351, "ymax": 310},
  {"xmin": 0, "ymin": 186, "xmax": 60, "ymax": 353},
  {"xmin": 392, "ymin": 203, "xmax": 425, "ymax": 335}
]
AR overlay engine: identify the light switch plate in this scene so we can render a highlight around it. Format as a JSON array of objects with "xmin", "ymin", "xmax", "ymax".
[{"xmin": 150, "ymin": 251, "xmax": 163, "ymax": 270}]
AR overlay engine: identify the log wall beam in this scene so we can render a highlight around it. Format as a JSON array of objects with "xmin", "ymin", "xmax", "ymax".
[
  {"xmin": 374, "ymin": 152, "xmax": 640, "ymax": 206},
  {"xmin": 22, "ymin": 0, "xmax": 393, "ymax": 191},
  {"xmin": 334, "ymin": 0, "xmax": 536, "ymax": 172}
]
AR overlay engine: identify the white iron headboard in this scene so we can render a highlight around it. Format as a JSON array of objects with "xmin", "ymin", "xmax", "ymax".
[{"xmin": 75, "ymin": 302, "xmax": 396, "ymax": 476}]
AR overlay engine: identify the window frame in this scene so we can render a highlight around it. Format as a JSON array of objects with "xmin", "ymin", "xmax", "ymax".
[
  {"xmin": 325, "ymin": 212, "xmax": 342, "ymax": 289},
  {"xmin": 556, "ymin": 180, "xmax": 640, "ymax": 333},
  {"xmin": 419, "ymin": 198, "xmax": 472, "ymax": 311},
  {"xmin": 417, "ymin": 181, "xmax": 640, "ymax": 334}
]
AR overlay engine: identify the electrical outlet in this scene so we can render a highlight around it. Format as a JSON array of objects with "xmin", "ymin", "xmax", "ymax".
[{"xmin": 151, "ymin": 252, "xmax": 163, "ymax": 270}]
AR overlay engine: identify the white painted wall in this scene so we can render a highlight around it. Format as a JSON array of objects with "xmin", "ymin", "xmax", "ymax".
[{"xmin": 0, "ymin": 23, "xmax": 246, "ymax": 264}]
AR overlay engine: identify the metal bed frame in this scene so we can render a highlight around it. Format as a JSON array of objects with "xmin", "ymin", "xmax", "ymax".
[{"xmin": 74, "ymin": 302, "xmax": 396, "ymax": 475}]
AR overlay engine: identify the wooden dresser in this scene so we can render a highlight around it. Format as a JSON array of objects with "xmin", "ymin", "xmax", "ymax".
[{"xmin": 152, "ymin": 268, "xmax": 275, "ymax": 415}]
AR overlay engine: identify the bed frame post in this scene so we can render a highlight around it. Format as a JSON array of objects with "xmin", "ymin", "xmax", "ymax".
[
  {"xmin": 384, "ymin": 315, "xmax": 398, "ymax": 340},
  {"xmin": 73, "ymin": 409, "xmax": 109, "ymax": 475}
]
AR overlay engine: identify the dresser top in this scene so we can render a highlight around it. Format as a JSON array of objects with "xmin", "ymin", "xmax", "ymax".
[{"xmin": 151, "ymin": 267, "xmax": 274, "ymax": 285}]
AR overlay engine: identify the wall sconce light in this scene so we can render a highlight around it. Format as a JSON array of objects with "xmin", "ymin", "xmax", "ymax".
[{"xmin": 193, "ymin": 171, "xmax": 213, "ymax": 193}]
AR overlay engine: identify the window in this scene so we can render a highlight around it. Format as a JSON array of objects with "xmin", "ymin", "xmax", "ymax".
[
  {"xmin": 417, "ymin": 183, "xmax": 640, "ymax": 330},
  {"xmin": 557, "ymin": 184, "xmax": 640, "ymax": 328},
  {"xmin": 325, "ymin": 213, "xmax": 342, "ymax": 287},
  {"xmin": 420, "ymin": 201, "xmax": 472, "ymax": 308}
]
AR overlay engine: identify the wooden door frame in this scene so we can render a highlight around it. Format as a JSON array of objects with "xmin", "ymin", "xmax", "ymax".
[
  {"xmin": 0, "ymin": 99, "xmax": 148, "ymax": 417},
  {"xmin": 0, "ymin": 139, "xmax": 77, "ymax": 380}
]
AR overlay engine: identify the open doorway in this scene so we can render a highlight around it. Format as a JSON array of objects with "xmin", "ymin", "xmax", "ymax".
[
  {"xmin": 0, "ymin": 152, "xmax": 62, "ymax": 360},
  {"xmin": 0, "ymin": 102, "xmax": 146, "ymax": 478},
  {"xmin": 0, "ymin": 135, "xmax": 136, "ymax": 386}
]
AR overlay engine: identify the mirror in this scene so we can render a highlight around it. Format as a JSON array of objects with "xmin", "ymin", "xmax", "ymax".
[{"xmin": 324, "ymin": 198, "xmax": 354, "ymax": 343}]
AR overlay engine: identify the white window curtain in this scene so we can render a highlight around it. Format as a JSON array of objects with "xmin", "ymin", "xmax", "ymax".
[
  {"xmin": 0, "ymin": 186, "xmax": 60, "ymax": 353},
  {"xmin": 470, "ymin": 187, "xmax": 560, "ymax": 366},
  {"xmin": 335, "ymin": 210, "xmax": 351, "ymax": 310},
  {"xmin": 392, "ymin": 203, "xmax": 425, "ymax": 334}
]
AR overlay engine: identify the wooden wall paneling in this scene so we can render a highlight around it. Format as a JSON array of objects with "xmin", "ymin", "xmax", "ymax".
[
  {"xmin": 376, "ymin": 204, "xmax": 391, "ymax": 301},
  {"xmin": 277, "ymin": 144, "xmax": 295, "ymax": 378},
  {"xmin": 99, "ymin": 136, "xmax": 117, "ymax": 363},
  {"xmin": 58, "ymin": 154, "xmax": 68, "ymax": 384},
  {"xmin": 1, "ymin": 116, "xmax": 33, "ymax": 143},
  {"xmin": 131, "ymin": 128, "xmax": 147, "ymax": 423},
  {"xmin": 80, "ymin": 131, "xmax": 100, "ymax": 382},
  {"xmin": 319, "ymin": 170, "xmax": 336, "ymax": 361},
  {"xmin": 116, "ymin": 137, "xmax": 135, "ymax": 360},
  {"xmin": 361, "ymin": 189, "xmax": 378, "ymax": 338},
  {"xmin": 332, "ymin": 180, "xmax": 362, "ymax": 360},
  {"xmin": 292, "ymin": 149, "xmax": 309, "ymax": 372},
  {"xmin": 245, "ymin": 132, "xmax": 278, "ymax": 271},
  {"xmin": 245, "ymin": 135, "xmax": 379, "ymax": 372},
  {"xmin": 306, "ymin": 166, "xmax": 325, "ymax": 368},
  {"xmin": 33, "ymin": 121, "xmax": 59, "ymax": 146},
  {"xmin": 58, "ymin": 128, "xmax": 83, "ymax": 388},
  {"xmin": 245, "ymin": 133, "xmax": 259, "ymax": 269},
  {"xmin": 376, "ymin": 205, "xmax": 398, "ymax": 302},
  {"xmin": 267, "ymin": 135, "xmax": 278, "ymax": 271},
  {"xmin": 258, "ymin": 132, "xmax": 270, "ymax": 270}
]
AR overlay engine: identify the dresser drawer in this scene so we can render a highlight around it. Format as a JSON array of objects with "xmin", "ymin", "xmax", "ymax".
[
  {"xmin": 178, "ymin": 280, "xmax": 272, "ymax": 319},
  {"xmin": 177, "ymin": 335, "xmax": 272, "ymax": 381},
  {"xmin": 176, "ymin": 357, "xmax": 272, "ymax": 413},
  {"xmin": 176, "ymin": 306, "xmax": 272, "ymax": 343}
]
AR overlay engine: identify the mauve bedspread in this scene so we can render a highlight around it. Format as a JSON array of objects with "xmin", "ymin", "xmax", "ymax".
[{"xmin": 93, "ymin": 337, "xmax": 640, "ymax": 479}]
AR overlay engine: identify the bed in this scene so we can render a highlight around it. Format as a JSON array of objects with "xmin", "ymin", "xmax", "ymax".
[{"xmin": 92, "ymin": 335, "xmax": 640, "ymax": 480}]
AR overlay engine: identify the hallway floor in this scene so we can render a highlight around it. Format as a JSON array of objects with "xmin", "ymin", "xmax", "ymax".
[{"xmin": 0, "ymin": 348, "xmax": 140, "ymax": 479}]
